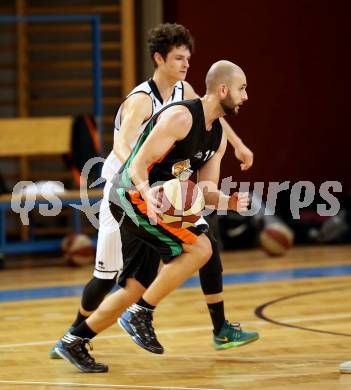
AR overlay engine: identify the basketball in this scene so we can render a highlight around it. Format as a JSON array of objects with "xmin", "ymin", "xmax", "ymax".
[
  {"xmin": 259, "ymin": 222, "xmax": 294, "ymax": 256},
  {"xmin": 61, "ymin": 233, "xmax": 95, "ymax": 266},
  {"xmin": 158, "ymin": 179, "xmax": 205, "ymax": 229}
]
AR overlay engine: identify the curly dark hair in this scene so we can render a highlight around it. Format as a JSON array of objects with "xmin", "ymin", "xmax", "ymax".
[{"xmin": 147, "ymin": 23, "xmax": 194, "ymax": 67}]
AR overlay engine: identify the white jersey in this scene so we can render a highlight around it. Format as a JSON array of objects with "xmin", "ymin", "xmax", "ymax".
[{"xmin": 101, "ymin": 79, "xmax": 184, "ymax": 182}]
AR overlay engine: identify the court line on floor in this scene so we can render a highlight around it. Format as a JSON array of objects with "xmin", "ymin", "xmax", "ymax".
[
  {"xmin": 255, "ymin": 284, "xmax": 351, "ymax": 337},
  {"xmin": 0, "ymin": 381, "xmax": 223, "ymax": 390},
  {"xmin": 0, "ymin": 324, "xmax": 232, "ymax": 349},
  {"xmin": 2, "ymin": 264, "xmax": 351, "ymax": 302},
  {"xmin": 101, "ymin": 353, "xmax": 342, "ymax": 364},
  {"xmin": 1, "ymin": 311, "xmax": 351, "ymax": 349}
]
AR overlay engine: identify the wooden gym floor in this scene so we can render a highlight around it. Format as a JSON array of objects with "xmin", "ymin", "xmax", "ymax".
[{"xmin": 0, "ymin": 245, "xmax": 351, "ymax": 390}]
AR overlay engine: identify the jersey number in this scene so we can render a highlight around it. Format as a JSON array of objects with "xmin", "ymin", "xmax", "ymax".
[{"xmin": 203, "ymin": 150, "xmax": 215, "ymax": 161}]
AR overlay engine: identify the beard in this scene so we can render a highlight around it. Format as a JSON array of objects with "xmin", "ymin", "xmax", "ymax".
[{"xmin": 220, "ymin": 94, "xmax": 239, "ymax": 116}]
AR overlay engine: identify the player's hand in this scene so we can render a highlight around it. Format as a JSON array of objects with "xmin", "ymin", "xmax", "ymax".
[
  {"xmin": 234, "ymin": 142, "xmax": 253, "ymax": 171},
  {"xmin": 228, "ymin": 192, "xmax": 250, "ymax": 212},
  {"xmin": 143, "ymin": 185, "xmax": 164, "ymax": 221}
]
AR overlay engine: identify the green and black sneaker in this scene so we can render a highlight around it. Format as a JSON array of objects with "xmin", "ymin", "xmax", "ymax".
[{"xmin": 213, "ymin": 321, "xmax": 259, "ymax": 350}]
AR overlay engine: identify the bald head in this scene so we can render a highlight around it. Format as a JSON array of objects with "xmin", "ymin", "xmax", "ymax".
[{"xmin": 205, "ymin": 60, "xmax": 245, "ymax": 93}]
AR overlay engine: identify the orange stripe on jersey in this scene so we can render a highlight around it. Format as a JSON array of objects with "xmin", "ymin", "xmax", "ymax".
[
  {"xmin": 147, "ymin": 144, "xmax": 176, "ymax": 172},
  {"xmin": 128, "ymin": 190, "xmax": 198, "ymax": 244}
]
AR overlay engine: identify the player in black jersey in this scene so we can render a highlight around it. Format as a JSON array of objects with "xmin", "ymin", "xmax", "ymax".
[
  {"xmin": 55, "ymin": 60, "xmax": 259, "ymax": 373},
  {"xmin": 51, "ymin": 23, "xmax": 256, "ymax": 370}
]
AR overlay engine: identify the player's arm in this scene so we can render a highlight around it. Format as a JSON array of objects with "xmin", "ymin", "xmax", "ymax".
[
  {"xmin": 197, "ymin": 132, "xmax": 228, "ymax": 208},
  {"xmin": 219, "ymin": 117, "xmax": 254, "ymax": 171},
  {"xmin": 197, "ymin": 133, "xmax": 249, "ymax": 212},
  {"xmin": 183, "ymin": 81, "xmax": 253, "ymax": 171},
  {"xmin": 129, "ymin": 107, "xmax": 192, "ymax": 208},
  {"xmin": 113, "ymin": 93, "xmax": 153, "ymax": 164}
]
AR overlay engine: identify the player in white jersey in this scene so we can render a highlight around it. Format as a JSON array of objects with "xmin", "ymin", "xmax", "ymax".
[
  {"xmin": 101, "ymin": 78, "xmax": 185, "ymax": 184},
  {"xmin": 95, "ymin": 79, "xmax": 186, "ymax": 280},
  {"xmin": 50, "ymin": 23, "xmax": 255, "ymax": 360}
]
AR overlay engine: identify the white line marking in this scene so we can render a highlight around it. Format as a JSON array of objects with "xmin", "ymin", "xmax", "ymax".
[
  {"xmin": 97, "ymin": 353, "xmax": 341, "ymax": 363},
  {"xmin": 0, "ymin": 381, "xmax": 223, "ymax": 390},
  {"xmin": 0, "ymin": 312, "xmax": 350, "ymax": 349},
  {"xmin": 0, "ymin": 325, "xmax": 225, "ymax": 348}
]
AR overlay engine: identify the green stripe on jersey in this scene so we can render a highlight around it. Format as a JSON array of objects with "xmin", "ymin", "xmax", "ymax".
[{"xmin": 119, "ymin": 121, "xmax": 154, "ymax": 189}]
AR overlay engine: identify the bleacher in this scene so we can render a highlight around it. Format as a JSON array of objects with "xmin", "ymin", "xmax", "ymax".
[{"xmin": 0, "ymin": 0, "xmax": 135, "ymax": 255}]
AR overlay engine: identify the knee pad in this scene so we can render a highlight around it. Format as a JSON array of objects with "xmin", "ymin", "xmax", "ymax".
[
  {"xmin": 199, "ymin": 230, "xmax": 223, "ymax": 295},
  {"xmin": 81, "ymin": 276, "xmax": 116, "ymax": 311},
  {"xmin": 199, "ymin": 268, "xmax": 223, "ymax": 295}
]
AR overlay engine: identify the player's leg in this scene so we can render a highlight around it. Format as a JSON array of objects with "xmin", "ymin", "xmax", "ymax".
[
  {"xmin": 49, "ymin": 182, "xmax": 121, "ymax": 358},
  {"xmin": 83, "ymin": 239, "xmax": 160, "ymax": 333},
  {"xmin": 54, "ymin": 278, "xmax": 142, "ymax": 373},
  {"xmin": 143, "ymin": 234, "xmax": 211, "ymax": 304},
  {"xmin": 200, "ymin": 227, "xmax": 259, "ymax": 349},
  {"xmin": 55, "ymin": 236, "xmax": 161, "ymax": 373},
  {"xmin": 108, "ymin": 188, "xmax": 212, "ymax": 354},
  {"xmin": 121, "ymin": 232, "xmax": 212, "ymax": 354},
  {"xmin": 83, "ymin": 181, "xmax": 123, "ymax": 313}
]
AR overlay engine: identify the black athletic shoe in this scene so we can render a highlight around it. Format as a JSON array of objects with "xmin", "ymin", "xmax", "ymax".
[
  {"xmin": 55, "ymin": 333, "xmax": 108, "ymax": 373},
  {"xmin": 49, "ymin": 326, "xmax": 75, "ymax": 359},
  {"xmin": 118, "ymin": 304, "xmax": 164, "ymax": 354}
]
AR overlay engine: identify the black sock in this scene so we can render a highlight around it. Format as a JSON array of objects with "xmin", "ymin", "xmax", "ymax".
[
  {"xmin": 71, "ymin": 311, "xmax": 88, "ymax": 328},
  {"xmin": 71, "ymin": 321, "xmax": 97, "ymax": 340},
  {"xmin": 207, "ymin": 301, "xmax": 225, "ymax": 335},
  {"xmin": 137, "ymin": 297, "xmax": 156, "ymax": 310}
]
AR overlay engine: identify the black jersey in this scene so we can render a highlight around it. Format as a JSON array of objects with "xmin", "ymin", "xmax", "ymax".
[{"xmin": 116, "ymin": 98, "xmax": 223, "ymax": 189}]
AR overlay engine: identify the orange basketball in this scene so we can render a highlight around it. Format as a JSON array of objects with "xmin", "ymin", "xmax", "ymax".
[
  {"xmin": 259, "ymin": 223, "xmax": 294, "ymax": 256},
  {"xmin": 158, "ymin": 179, "xmax": 205, "ymax": 229},
  {"xmin": 62, "ymin": 233, "xmax": 95, "ymax": 266}
]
